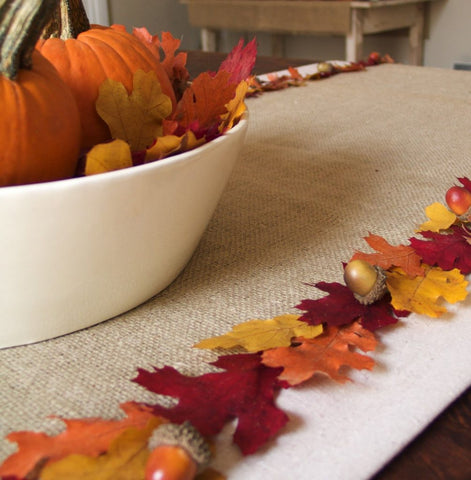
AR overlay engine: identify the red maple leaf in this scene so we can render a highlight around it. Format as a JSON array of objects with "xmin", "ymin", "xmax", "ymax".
[
  {"xmin": 133, "ymin": 353, "xmax": 288, "ymax": 455},
  {"xmin": 218, "ymin": 38, "xmax": 257, "ymax": 84},
  {"xmin": 459, "ymin": 176, "xmax": 471, "ymax": 192},
  {"xmin": 295, "ymin": 281, "xmax": 400, "ymax": 331},
  {"xmin": 409, "ymin": 225, "xmax": 471, "ymax": 274}
]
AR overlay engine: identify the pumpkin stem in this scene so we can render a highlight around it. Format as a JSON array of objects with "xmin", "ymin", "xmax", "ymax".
[
  {"xmin": 42, "ymin": 0, "xmax": 90, "ymax": 40},
  {"xmin": 0, "ymin": 0, "xmax": 60, "ymax": 79}
]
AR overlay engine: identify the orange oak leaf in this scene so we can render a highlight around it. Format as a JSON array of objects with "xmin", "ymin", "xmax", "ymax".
[
  {"xmin": 173, "ymin": 70, "xmax": 237, "ymax": 129},
  {"xmin": 261, "ymin": 321, "xmax": 377, "ymax": 386},
  {"xmin": 39, "ymin": 416, "xmax": 162, "ymax": 480},
  {"xmin": 351, "ymin": 233, "xmax": 424, "ymax": 277},
  {"xmin": 386, "ymin": 265, "xmax": 469, "ymax": 317},
  {"xmin": 0, "ymin": 403, "xmax": 163, "ymax": 479},
  {"xmin": 132, "ymin": 28, "xmax": 189, "ymax": 98}
]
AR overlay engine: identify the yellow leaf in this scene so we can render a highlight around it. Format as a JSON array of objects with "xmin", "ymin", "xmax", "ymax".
[
  {"xmin": 145, "ymin": 130, "xmax": 206, "ymax": 163},
  {"xmin": 145, "ymin": 135, "xmax": 183, "ymax": 162},
  {"xmin": 221, "ymin": 80, "xmax": 248, "ymax": 131},
  {"xmin": 194, "ymin": 314, "xmax": 323, "ymax": 352},
  {"xmin": 180, "ymin": 130, "xmax": 206, "ymax": 152},
  {"xmin": 96, "ymin": 70, "xmax": 173, "ymax": 151},
  {"xmin": 40, "ymin": 417, "xmax": 163, "ymax": 480},
  {"xmin": 85, "ymin": 139, "xmax": 133, "ymax": 176},
  {"xmin": 386, "ymin": 266, "xmax": 468, "ymax": 318},
  {"xmin": 418, "ymin": 202, "xmax": 456, "ymax": 232}
]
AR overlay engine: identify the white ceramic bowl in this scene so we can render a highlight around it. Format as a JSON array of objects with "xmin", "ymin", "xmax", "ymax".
[{"xmin": 0, "ymin": 115, "xmax": 248, "ymax": 349}]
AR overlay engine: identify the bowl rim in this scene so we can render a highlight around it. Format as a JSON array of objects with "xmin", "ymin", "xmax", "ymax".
[{"xmin": 0, "ymin": 112, "xmax": 248, "ymax": 195}]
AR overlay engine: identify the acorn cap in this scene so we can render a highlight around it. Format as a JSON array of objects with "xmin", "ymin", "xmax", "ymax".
[
  {"xmin": 353, "ymin": 265, "xmax": 387, "ymax": 305},
  {"xmin": 148, "ymin": 421, "xmax": 211, "ymax": 468}
]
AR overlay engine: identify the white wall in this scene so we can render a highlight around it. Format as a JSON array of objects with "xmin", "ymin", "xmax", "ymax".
[
  {"xmin": 82, "ymin": 0, "xmax": 109, "ymax": 25},
  {"xmin": 105, "ymin": 0, "xmax": 470, "ymax": 69},
  {"xmin": 424, "ymin": 0, "xmax": 471, "ymax": 68},
  {"xmin": 106, "ymin": 0, "xmax": 200, "ymax": 47}
]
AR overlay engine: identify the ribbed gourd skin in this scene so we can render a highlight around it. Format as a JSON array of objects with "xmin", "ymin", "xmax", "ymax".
[{"xmin": 0, "ymin": 51, "xmax": 81, "ymax": 187}]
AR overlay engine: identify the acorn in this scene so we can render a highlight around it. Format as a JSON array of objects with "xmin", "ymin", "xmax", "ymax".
[
  {"xmin": 146, "ymin": 421, "xmax": 211, "ymax": 480},
  {"xmin": 344, "ymin": 259, "xmax": 387, "ymax": 305},
  {"xmin": 317, "ymin": 62, "xmax": 333, "ymax": 74}
]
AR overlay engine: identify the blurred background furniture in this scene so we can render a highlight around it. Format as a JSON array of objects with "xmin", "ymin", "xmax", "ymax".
[{"xmin": 181, "ymin": 0, "xmax": 436, "ymax": 64}]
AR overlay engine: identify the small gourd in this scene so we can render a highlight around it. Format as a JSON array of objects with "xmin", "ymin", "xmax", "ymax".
[
  {"xmin": 344, "ymin": 259, "xmax": 387, "ymax": 305},
  {"xmin": 37, "ymin": 0, "xmax": 176, "ymax": 149},
  {"xmin": 146, "ymin": 421, "xmax": 211, "ymax": 480},
  {"xmin": 0, "ymin": 0, "xmax": 81, "ymax": 186}
]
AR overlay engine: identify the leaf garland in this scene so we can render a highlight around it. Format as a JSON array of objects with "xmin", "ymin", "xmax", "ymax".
[
  {"xmin": 194, "ymin": 314, "xmax": 322, "ymax": 352},
  {"xmin": 261, "ymin": 321, "xmax": 377, "ymax": 386},
  {"xmin": 1, "ymin": 43, "xmax": 469, "ymax": 480}
]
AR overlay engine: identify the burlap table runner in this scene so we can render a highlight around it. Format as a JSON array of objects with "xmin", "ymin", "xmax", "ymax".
[{"xmin": 1, "ymin": 64, "xmax": 471, "ymax": 478}]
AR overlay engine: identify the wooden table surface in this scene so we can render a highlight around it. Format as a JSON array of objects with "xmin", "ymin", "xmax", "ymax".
[{"xmin": 186, "ymin": 49, "xmax": 471, "ymax": 480}]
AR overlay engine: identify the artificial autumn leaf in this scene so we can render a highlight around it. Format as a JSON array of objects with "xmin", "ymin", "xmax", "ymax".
[
  {"xmin": 262, "ymin": 322, "xmax": 377, "ymax": 386},
  {"xmin": 218, "ymin": 37, "xmax": 257, "ymax": 84},
  {"xmin": 133, "ymin": 353, "xmax": 288, "ymax": 455},
  {"xmin": 386, "ymin": 265, "xmax": 468, "ymax": 317},
  {"xmin": 133, "ymin": 29, "xmax": 189, "ymax": 97},
  {"xmin": 194, "ymin": 314, "xmax": 323, "ymax": 352},
  {"xmin": 287, "ymin": 66, "xmax": 304, "ymax": 82},
  {"xmin": 196, "ymin": 468, "xmax": 227, "ymax": 480},
  {"xmin": 458, "ymin": 176, "xmax": 471, "ymax": 192},
  {"xmin": 173, "ymin": 70, "xmax": 237, "ymax": 129},
  {"xmin": 409, "ymin": 225, "xmax": 471, "ymax": 274},
  {"xmin": 295, "ymin": 281, "xmax": 400, "ymax": 331},
  {"xmin": 144, "ymin": 135, "xmax": 183, "ymax": 162},
  {"xmin": 145, "ymin": 129, "xmax": 207, "ymax": 162},
  {"xmin": 418, "ymin": 202, "xmax": 456, "ymax": 232},
  {"xmin": 132, "ymin": 27, "xmax": 161, "ymax": 60},
  {"xmin": 0, "ymin": 403, "xmax": 161, "ymax": 479},
  {"xmin": 84, "ymin": 139, "xmax": 133, "ymax": 175},
  {"xmin": 96, "ymin": 70, "xmax": 173, "ymax": 151},
  {"xmin": 220, "ymin": 80, "xmax": 248, "ymax": 131},
  {"xmin": 39, "ymin": 417, "xmax": 161, "ymax": 480},
  {"xmin": 351, "ymin": 233, "xmax": 424, "ymax": 277}
]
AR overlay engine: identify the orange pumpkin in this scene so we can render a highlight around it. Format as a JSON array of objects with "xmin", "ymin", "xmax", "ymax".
[
  {"xmin": 38, "ymin": 17, "xmax": 177, "ymax": 149},
  {"xmin": 0, "ymin": 1, "xmax": 81, "ymax": 187}
]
